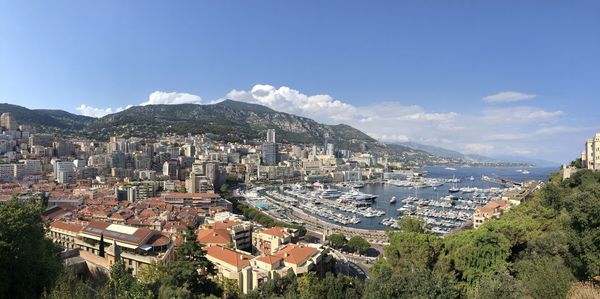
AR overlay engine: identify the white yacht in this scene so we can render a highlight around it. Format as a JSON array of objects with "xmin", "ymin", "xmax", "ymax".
[{"xmin": 390, "ymin": 196, "xmax": 397, "ymax": 204}]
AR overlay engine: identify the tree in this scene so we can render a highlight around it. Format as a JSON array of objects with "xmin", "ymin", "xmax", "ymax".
[
  {"xmin": 384, "ymin": 231, "xmax": 442, "ymax": 272},
  {"xmin": 514, "ymin": 255, "xmax": 576, "ymax": 299},
  {"xmin": 43, "ymin": 269, "xmax": 91, "ymax": 299},
  {"xmin": 159, "ymin": 226, "xmax": 219, "ymax": 297},
  {"xmin": 99, "ymin": 233, "xmax": 105, "ymax": 257},
  {"xmin": 347, "ymin": 236, "xmax": 370, "ymax": 254},
  {"xmin": 219, "ymin": 183, "xmax": 230, "ymax": 193},
  {"xmin": 327, "ymin": 233, "xmax": 347, "ymax": 249},
  {"xmin": 398, "ymin": 216, "xmax": 426, "ymax": 233},
  {"xmin": 0, "ymin": 199, "xmax": 62, "ymax": 298},
  {"xmin": 364, "ymin": 267, "xmax": 459, "ymax": 299},
  {"xmin": 98, "ymin": 260, "xmax": 151, "ymax": 299}
]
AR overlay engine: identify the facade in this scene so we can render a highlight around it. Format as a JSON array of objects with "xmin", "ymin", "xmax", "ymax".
[
  {"xmin": 0, "ymin": 112, "xmax": 18, "ymax": 130},
  {"xmin": 582, "ymin": 133, "xmax": 600, "ymax": 170},
  {"xmin": 252, "ymin": 226, "xmax": 297, "ymax": 255},
  {"xmin": 204, "ymin": 243, "xmax": 328, "ymax": 294},
  {"xmin": 262, "ymin": 142, "xmax": 278, "ymax": 166},
  {"xmin": 162, "ymin": 192, "xmax": 232, "ymax": 211},
  {"xmin": 54, "ymin": 161, "xmax": 75, "ymax": 184},
  {"xmin": 48, "ymin": 220, "xmax": 174, "ymax": 275},
  {"xmin": 473, "ymin": 200, "xmax": 511, "ymax": 229}
]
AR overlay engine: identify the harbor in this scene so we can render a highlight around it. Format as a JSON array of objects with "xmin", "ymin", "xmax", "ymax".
[{"xmin": 241, "ymin": 166, "xmax": 553, "ymax": 235}]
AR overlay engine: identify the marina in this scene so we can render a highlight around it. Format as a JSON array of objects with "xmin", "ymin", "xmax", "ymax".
[{"xmin": 242, "ymin": 166, "xmax": 554, "ymax": 235}]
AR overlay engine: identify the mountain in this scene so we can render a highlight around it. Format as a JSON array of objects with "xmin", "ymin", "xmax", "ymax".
[
  {"xmin": 0, "ymin": 103, "xmax": 94, "ymax": 131},
  {"xmin": 490, "ymin": 155, "xmax": 561, "ymax": 167},
  {"xmin": 398, "ymin": 142, "xmax": 467, "ymax": 160},
  {"xmin": 85, "ymin": 100, "xmax": 378, "ymax": 151}
]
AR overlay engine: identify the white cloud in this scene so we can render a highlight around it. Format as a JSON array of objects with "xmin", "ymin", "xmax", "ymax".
[
  {"xmin": 140, "ymin": 91, "xmax": 202, "ymax": 106},
  {"xmin": 75, "ymin": 90, "xmax": 202, "ymax": 117},
  {"xmin": 482, "ymin": 91, "xmax": 536, "ymax": 103},
  {"xmin": 395, "ymin": 112, "xmax": 458, "ymax": 121},
  {"xmin": 482, "ymin": 106, "xmax": 564, "ymax": 123},
  {"xmin": 464, "ymin": 143, "xmax": 494, "ymax": 153},
  {"xmin": 75, "ymin": 104, "xmax": 132, "ymax": 118},
  {"xmin": 73, "ymin": 85, "xmax": 583, "ymax": 162},
  {"xmin": 225, "ymin": 84, "xmax": 356, "ymax": 123}
]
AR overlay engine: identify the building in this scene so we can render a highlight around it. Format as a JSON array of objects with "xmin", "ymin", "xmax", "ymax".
[
  {"xmin": 162, "ymin": 160, "xmax": 179, "ymax": 179},
  {"xmin": 262, "ymin": 142, "xmax": 278, "ymax": 166},
  {"xmin": 0, "ymin": 112, "xmax": 17, "ymax": 130},
  {"xmin": 252, "ymin": 226, "xmax": 297, "ymax": 255},
  {"xmin": 582, "ymin": 133, "xmax": 600, "ymax": 170},
  {"xmin": 48, "ymin": 220, "xmax": 174, "ymax": 275},
  {"xmin": 186, "ymin": 172, "xmax": 214, "ymax": 193},
  {"xmin": 162, "ymin": 192, "xmax": 232, "ymax": 211},
  {"xmin": 266, "ymin": 129, "xmax": 276, "ymax": 143},
  {"xmin": 473, "ymin": 200, "xmax": 511, "ymax": 229},
  {"xmin": 203, "ymin": 243, "xmax": 328, "ymax": 294},
  {"xmin": 54, "ymin": 161, "xmax": 75, "ymax": 184}
]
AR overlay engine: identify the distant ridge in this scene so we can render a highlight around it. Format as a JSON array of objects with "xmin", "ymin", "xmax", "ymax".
[{"xmin": 0, "ymin": 101, "xmax": 426, "ymax": 156}]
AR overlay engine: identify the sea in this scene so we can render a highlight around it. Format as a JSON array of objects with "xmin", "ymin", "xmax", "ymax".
[{"xmin": 332, "ymin": 165, "xmax": 558, "ymax": 230}]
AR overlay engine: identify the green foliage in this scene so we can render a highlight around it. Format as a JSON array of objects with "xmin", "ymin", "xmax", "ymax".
[
  {"xmin": 384, "ymin": 231, "xmax": 442, "ymax": 272},
  {"xmin": 159, "ymin": 226, "xmax": 219, "ymax": 298},
  {"xmin": 224, "ymin": 194, "xmax": 306, "ymax": 235},
  {"xmin": 98, "ymin": 260, "xmax": 152, "ymax": 299},
  {"xmin": 347, "ymin": 236, "xmax": 370, "ymax": 254},
  {"xmin": 43, "ymin": 269, "xmax": 91, "ymax": 299},
  {"xmin": 398, "ymin": 216, "xmax": 426, "ymax": 233},
  {"xmin": 0, "ymin": 199, "xmax": 62, "ymax": 298},
  {"xmin": 365, "ymin": 266, "xmax": 459, "ymax": 299},
  {"xmin": 99, "ymin": 233, "xmax": 105, "ymax": 257},
  {"xmin": 245, "ymin": 272, "xmax": 362, "ymax": 299},
  {"xmin": 466, "ymin": 272, "xmax": 523, "ymax": 299},
  {"xmin": 514, "ymin": 255, "xmax": 575, "ymax": 298},
  {"xmin": 327, "ymin": 233, "xmax": 347, "ymax": 249}
]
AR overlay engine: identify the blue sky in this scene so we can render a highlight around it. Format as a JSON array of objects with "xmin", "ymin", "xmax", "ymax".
[{"xmin": 1, "ymin": 1, "xmax": 599, "ymax": 162}]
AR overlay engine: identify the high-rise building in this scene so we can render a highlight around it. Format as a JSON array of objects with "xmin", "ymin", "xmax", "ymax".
[
  {"xmin": 266, "ymin": 129, "xmax": 276, "ymax": 143},
  {"xmin": 262, "ymin": 142, "xmax": 278, "ymax": 166},
  {"xmin": 162, "ymin": 160, "xmax": 179, "ymax": 180},
  {"xmin": 326, "ymin": 143, "xmax": 335, "ymax": 156},
  {"xmin": 0, "ymin": 113, "xmax": 18, "ymax": 130},
  {"xmin": 54, "ymin": 161, "xmax": 75, "ymax": 184}
]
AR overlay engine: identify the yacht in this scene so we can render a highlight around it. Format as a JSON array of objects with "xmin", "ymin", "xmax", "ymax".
[
  {"xmin": 448, "ymin": 185, "xmax": 460, "ymax": 193},
  {"xmin": 469, "ymin": 176, "xmax": 475, "ymax": 181},
  {"xmin": 445, "ymin": 167, "xmax": 457, "ymax": 171},
  {"xmin": 522, "ymin": 170, "xmax": 530, "ymax": 174},
  {"xmin": 389, "ymin": 196, "xmax": 397, "ymax": 204}
]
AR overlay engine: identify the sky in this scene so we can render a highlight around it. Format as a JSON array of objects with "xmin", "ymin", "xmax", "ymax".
[{"xmin": 1, "ymin": 1, "xmax": 599, "ymax": 163}]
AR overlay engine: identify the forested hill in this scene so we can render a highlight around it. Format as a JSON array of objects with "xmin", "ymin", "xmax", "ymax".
[{"xmin": 0, "ymin": 101, "xmax": 435, "ymax": 160}]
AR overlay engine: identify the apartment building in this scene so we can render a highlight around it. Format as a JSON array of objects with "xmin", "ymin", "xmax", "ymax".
[
  {"xmin": 203, "ymin": 243, "xmax": 328, "ymax": 294},
  {"xmin": 252, "ymin": 226, "xmax": 297, "ymax": 255},
  {"xmin": 472, "ymin": 200, "xmax": 511, "ymax": 229},
  {"xmin": 582, "ymin": 133, "xmax": 600, "ymax": 170},
  {"xmin": 48, "ymin": 220, "xmax": 174, "ymax": 275}
]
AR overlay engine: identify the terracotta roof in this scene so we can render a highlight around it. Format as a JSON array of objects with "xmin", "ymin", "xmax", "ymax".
[
  {"xmin": 212, "ymin": 220, "xmax": 240, "ymax": 230},
  {"xmin": 81, "ymin": 220, "xmax": 154, "ymax": 246},
  {"xmin": 197, "ymin": 228, "xmax": 232, "ymax": 244},
  {"xmin": 50, "ymin": 220, "xmax": 84, "ymax": 233},
  {"xmin": 273, "ymin": 244, "xmax": 318, "ymax": 265},
  {"xmin": 256, "ymin": 255, "xmax": 283, "ymax": 265},
  {"xmin": 203, "ymin": 245, "xmax": 252, "ymax": 269},
  {"xmin": 147, "ymin": 234, "xmax": 171, "ymax": 247},
  {"xmin": 261, "ymin": 226, "xmax": 289, "ymax": 238},
  {"xmin": 163, "ymin": 193, "xmax": 221, "ymax": 199}
]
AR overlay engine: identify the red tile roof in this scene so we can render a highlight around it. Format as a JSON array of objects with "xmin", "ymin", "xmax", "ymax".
[
  {"xmin": 261, "ymin": 226, "xmax": 289, "ymax": 238},
  {"xmin": 203, "ymin": 245, "xmax": 252, "ymax": 270},
  {"xmin": 197, "ymin": 228, "xmax": 232, "ymax": 245},
  {"xmin": 273, "ymin": 244, "xmax": 318, "ymax": 265}
]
